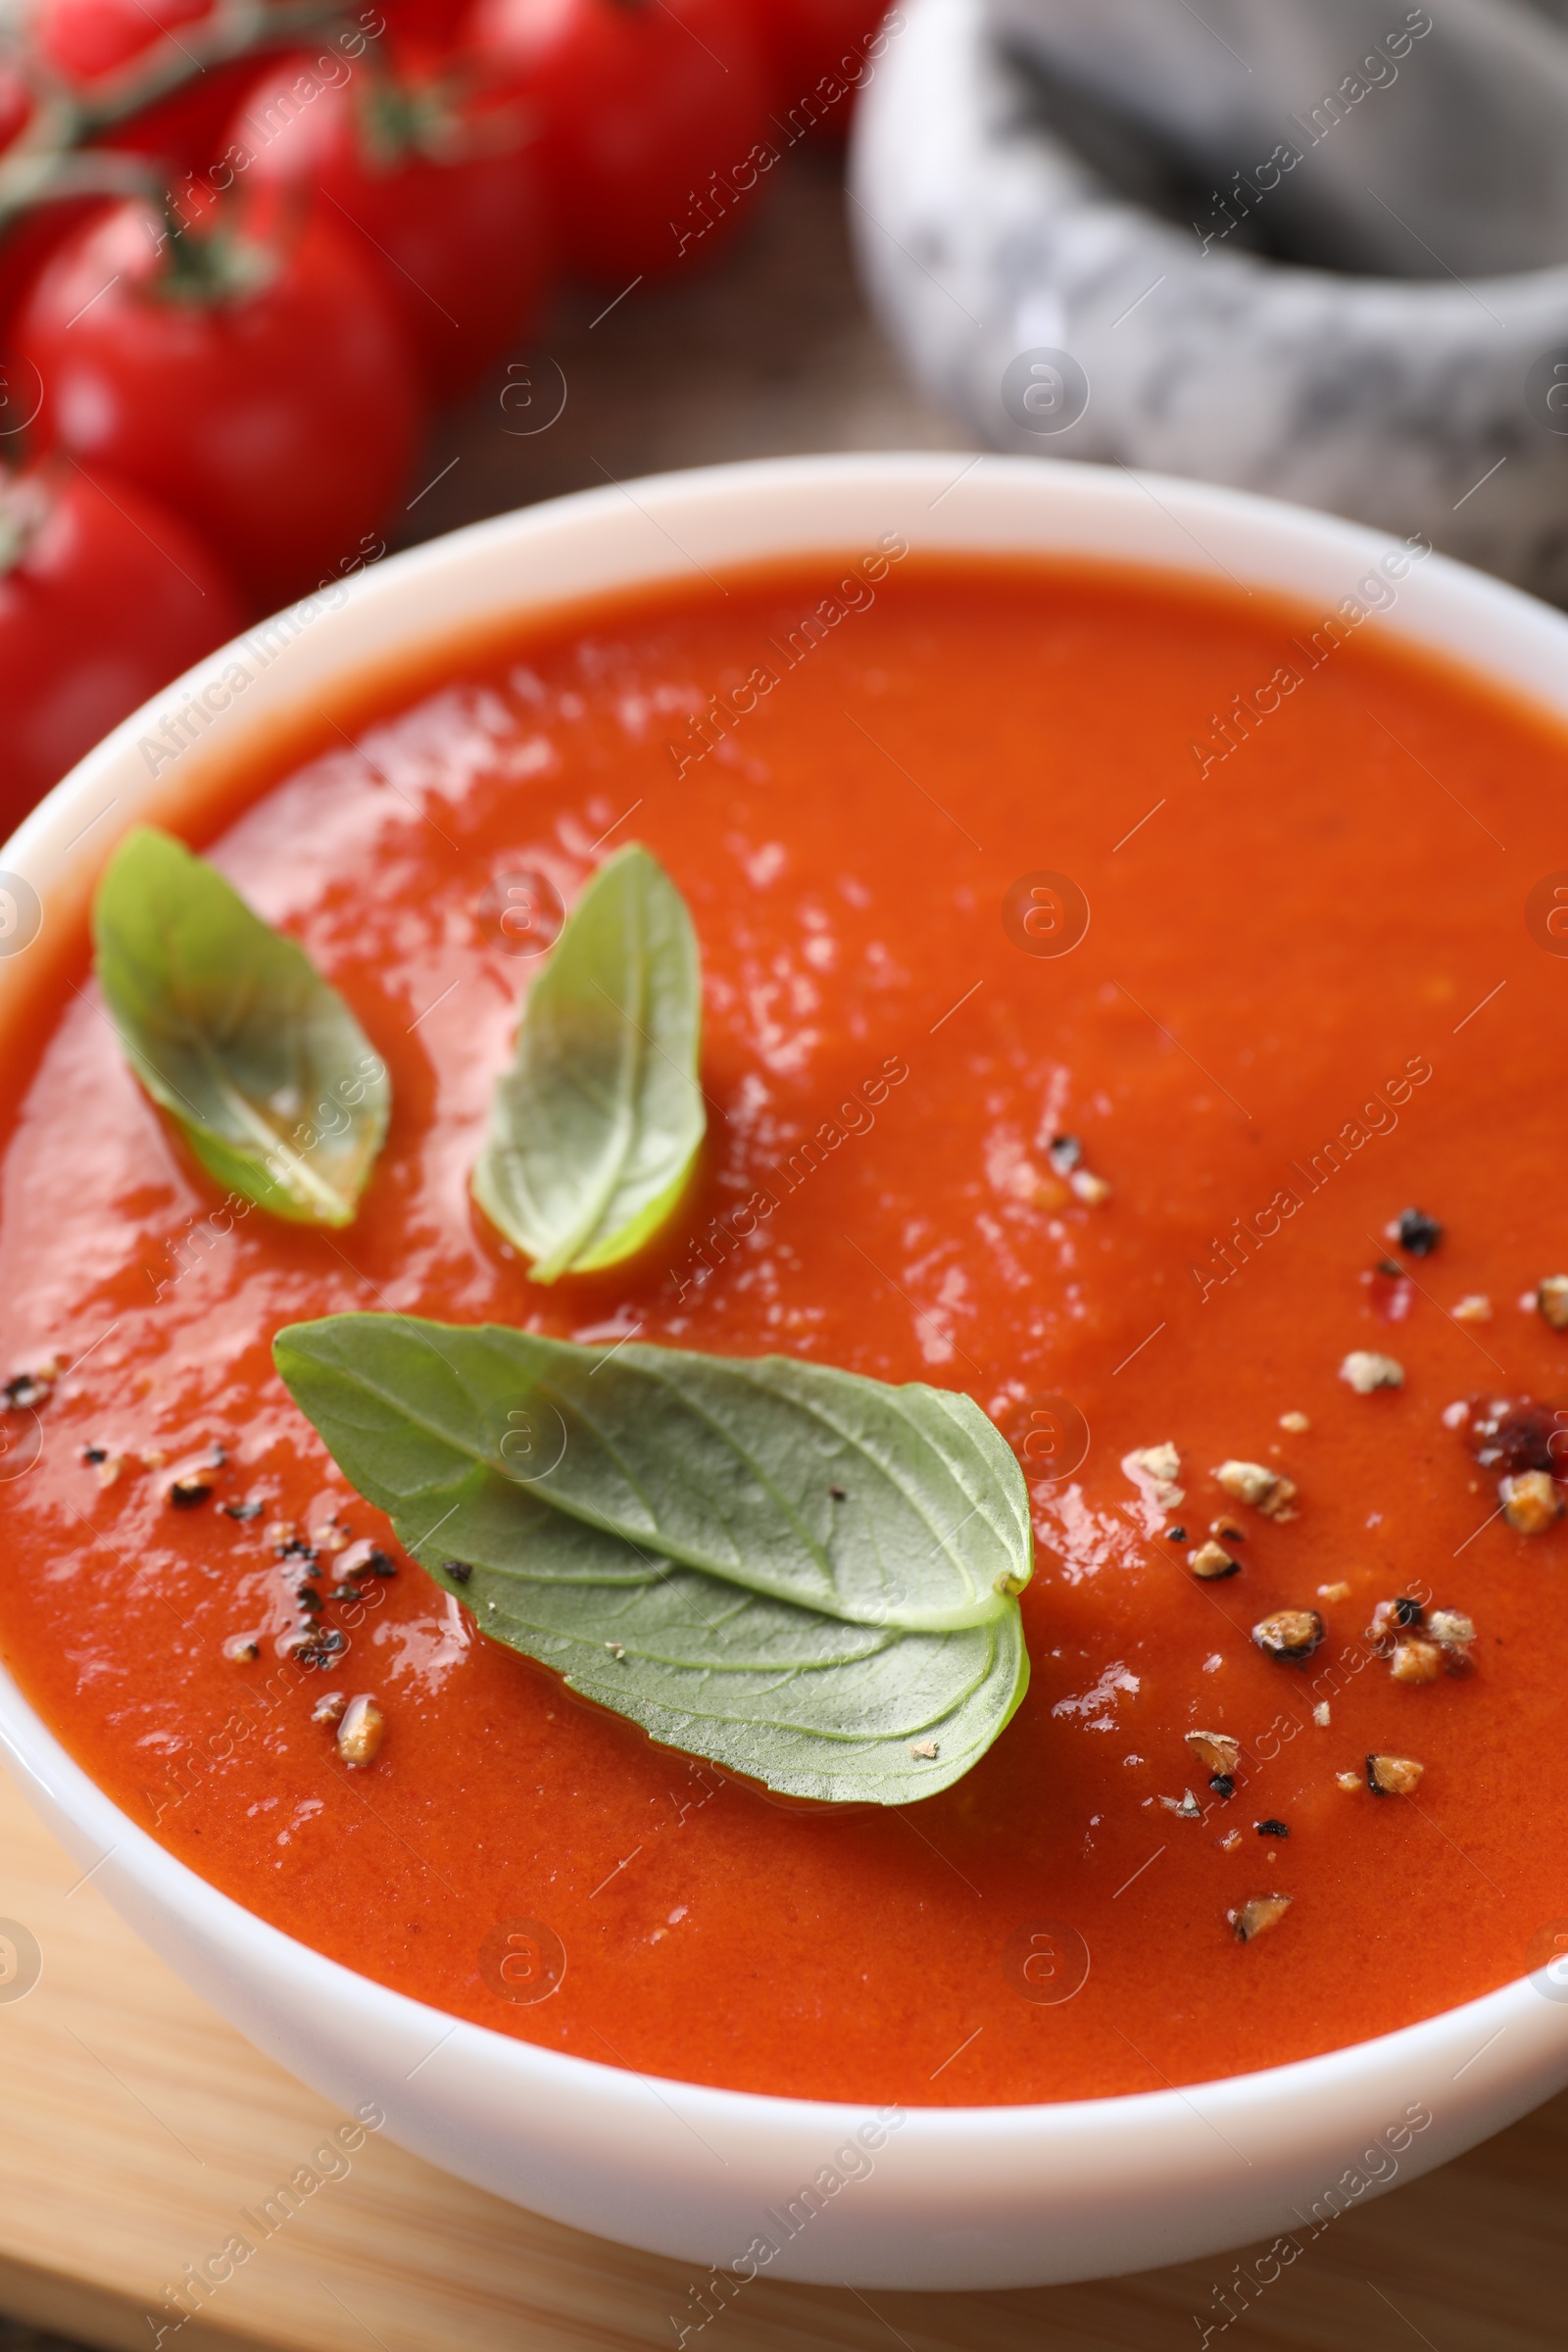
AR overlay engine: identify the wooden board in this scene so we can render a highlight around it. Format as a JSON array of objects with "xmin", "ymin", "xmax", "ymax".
[
  {"xmin": 3, "ymin": 147, "xmax": 1567, "ymax": 2352},
  {"xmin": 1, "ymin": 1759, "xmax": 1566, "ymax": 2352}
]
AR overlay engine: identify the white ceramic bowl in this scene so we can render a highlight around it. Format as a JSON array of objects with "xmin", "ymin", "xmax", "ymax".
[{"xmin": 3, "ymin": 454, "xmax": 1567, "ymax": 2292}]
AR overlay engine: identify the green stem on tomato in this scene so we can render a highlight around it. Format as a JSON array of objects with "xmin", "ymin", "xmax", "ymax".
[{"xmin": 0, "ymin": 1, "xmax": 368, "ymax": 244}]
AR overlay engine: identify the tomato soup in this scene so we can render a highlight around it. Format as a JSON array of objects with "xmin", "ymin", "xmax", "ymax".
[{"xmin": 2, "ymin": 549, "xmax": 1567, "ymax": 2107}]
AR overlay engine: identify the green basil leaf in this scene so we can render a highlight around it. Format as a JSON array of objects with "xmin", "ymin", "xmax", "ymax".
[
  {"xmin": 471, "ymin": 843, "xmax": 705, "ymax": 1282},
  {"xmin": 93, "ymin": 827, "xmax": 389, "ymax": 1228},
  {"xmin": 271, "ymin": 1314, "xmax": 1035, "ymax": 1803},
  {"xmin": 270, "ymin": 1316, "xmax": 1031, "ymax": 1632},
  {"xmin": 421, "ymin": 1555, "xmax": 1029, "ymax": 1805}
]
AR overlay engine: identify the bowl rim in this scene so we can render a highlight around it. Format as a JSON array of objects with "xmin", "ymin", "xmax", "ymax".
[{"xmin": 2, "ymin": 447, "xmax": 1564, "ymax": 2160}]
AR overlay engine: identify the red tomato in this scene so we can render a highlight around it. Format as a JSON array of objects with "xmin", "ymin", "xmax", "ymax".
[
  {"xmin": 469, "ymin": 0, "xmax": 772, "ymax": 286},
  {"xmin": 0, "ymin": 460, "xmax": 243, "ymax": 834},
  {"xmin": 32, "ymin": 0, "xmax": 213, "ymax": 85},
  {"xmin": 230, "ymin": 51, "xmax": 551, "ymax": 398},
  {"xmin": 744, "ymin": 0, "xmax": 889, "ymax": 131},
  {"xmin": 0, "ymin": 61, "xmax": 32, "ymax": 153},
  {"xmin": 15, "ymin": 195, "xmax": 424, "ymax": 611},
  {"xmin": 92, "ymin": 50, "xmax": 278, "ymax": 175}
]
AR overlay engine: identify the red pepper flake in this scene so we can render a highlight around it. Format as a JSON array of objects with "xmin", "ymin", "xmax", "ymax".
[
  {"xmin": 1366, "ymin": 1264, "xmax": 1414, "ymax": 1323},
  {"xmin": 1463, "ymin": 1396, "xmax": 1567, "ymax": 1474}
]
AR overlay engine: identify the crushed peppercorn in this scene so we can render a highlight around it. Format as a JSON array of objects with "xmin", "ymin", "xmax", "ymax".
[
  {"xmin": 1213, "ymin": 1460, "xmax": 1298, "ymax": 1519},
  {"xmin": 1125, "ymin": 1443, "xmax": 1184, "ymax": 1503},
  {"xmin": 1229, "ymin": 1894, "xmax": 1293, "ymax": 1942},
  {"xmin": 1366, "ymin": 1753, "xmax": 1425, "ymax": 1795},
  {"xmin": 284, "ymin": 1626, "xmax": 345, "ymax": 1665},
  {"xmin": 1393, "ymin": 1208, "xmax": 1443, "ymax": 1255},
  {"xmin": 1159, "ymin": 1789, "xmax": 1203, "ymax": 1820},
  {"xmin": 333, "ymin": 1540, "xmax": 396, "ymax": 1583},
  {"xmin": 1368, "ymin": 1597, "xmax": 1424, "ymax": 1648},
  {"xmin": 1501, "ymin": 1469, "xmax": 1563, "ymax": 1534},
  {"xmin": 1538, "ymin": 1276, "xmax": 1568, "ymax": 1331},
  {"xmin": 335, "ymin": 1694, "xmax": 385, "ymax": 1767},
  {"xmin": 444, "ymin": 1559, "xmax": 474, "ymax": 1585},
  {"xmin": 1255, "ymin": 1819, "xmax": 1290, "ymax": 1838},
  {"xmin": 1390, "ymin": 1637, "xmax": 1444, "ymax": 1685},
  {"xmin": 1251, "ymin": 1609, "xmax": 1325, "ymax": 1661},
  {"xmin": 1189, "ymin": 1540, "xmax": 1240, "ymax": 1581}
]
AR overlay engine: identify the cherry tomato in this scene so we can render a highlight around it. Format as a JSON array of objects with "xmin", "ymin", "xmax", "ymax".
[
  {"xmin": 230, "ymin": 50, "xmax": 551, "ymax": 398},
  {"xmin": 93, "ymin": 50, "xmax": 280, "ymax": 176},
  {"xmin": 0, "ymin": 459, "xmax": 243, "ymax": 833},
  {"xmin": 16, "ymin": 193, "xmax": 425, "ymax": 611},
  {"xmin": 32, "ymin": 0, "xmax": 214, "ymax": 86},
  {"xmin": 744, "ymin": 0, "xmax": 889, "ymax": 132},
  {"xmin": 469, "ymin": 0, "xmax": 772, "ymax": 286},
  {"xmin": 0, "ymin": 61, "xmax": 32, "ymax": 154}
]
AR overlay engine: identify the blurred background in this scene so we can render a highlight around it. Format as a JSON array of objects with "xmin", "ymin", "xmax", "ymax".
[
  {"xmin": 3, "ymin": 2, "xmax": 1568, "ymax": 2343},
  {"xmin": 10, "ymin": 0, "xmax": 1568, "ymax": 842}
]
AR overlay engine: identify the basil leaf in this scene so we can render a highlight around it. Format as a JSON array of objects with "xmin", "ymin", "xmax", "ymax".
[
  {"xmin": 471, "ymin": 844, "xmax": 705, "ymax": 1282},
  {"xmin": 271, "ymin": 1316, "xmax": 1031, "ymax": 1632},
  {"xmin": 272, "ymin": 1315, "xmax": 1035, "ymax": 1803},
  {"xmin": 420, "ymin": 1556, "xmax": 1029, "ymax": 1805},
  {"xmin": 93, "ymin": 827, "xmax": 389, "ymax": 1228}
]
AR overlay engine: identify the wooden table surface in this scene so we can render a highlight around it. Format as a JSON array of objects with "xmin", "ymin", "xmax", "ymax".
[{"xmin": 3, "ymin": 146, "xmax": 1566, "ymax": 2352}]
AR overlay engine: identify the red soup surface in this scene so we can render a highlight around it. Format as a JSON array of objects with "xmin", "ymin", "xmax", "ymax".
[{"xmin": 2, "ymin": 550, "xmax": 1567, "ymax": 2107}]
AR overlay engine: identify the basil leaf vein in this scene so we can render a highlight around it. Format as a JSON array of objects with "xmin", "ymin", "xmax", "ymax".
[
  {"xmin": 272, "ymin": 1315, "xmax": 1034, "ymax": 1803},
  {"xmin": 272, "ymin": 1316, "xmax": 1029, "ymax": 1632},
  {"xmin": 423, "ymin": 1559, "xmax": 1028, "ymax": 1805},
  {"xmin": 471, "ymin": 843, "xmax": 705, "ymax": 1282},
  {"xmin": 93, "ymin": 828, "xmax": 389, "ymax": 1228}
]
